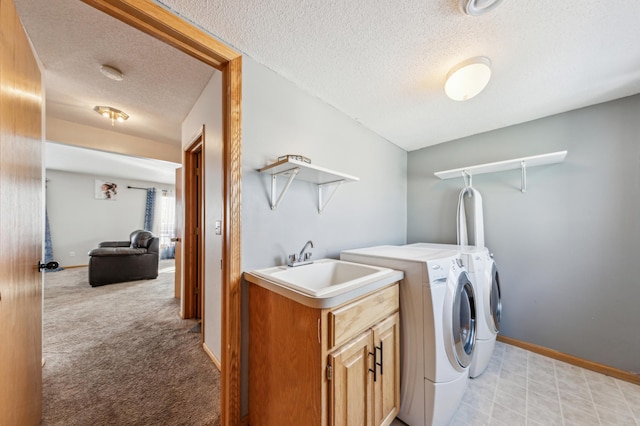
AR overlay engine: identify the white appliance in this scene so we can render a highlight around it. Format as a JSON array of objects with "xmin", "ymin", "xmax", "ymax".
[
  {"xmin": 341, "ymin": 245, "xmax": 477, "ymax": 426},
  {"xmin": 405, "ymin": 243, "xmax": 501, "ymax": 378}
]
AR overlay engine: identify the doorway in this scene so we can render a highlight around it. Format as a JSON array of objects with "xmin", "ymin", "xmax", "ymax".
[
  {"xmin": 77, "ymin": 2, "xmax": 243, "ymax": 424},
  {"xmin": 184, "ymin": 133, "xmax": 204, "ymax": 320},
  {"xmin": 19, "ymin": 0, "xmax": 242, "ymax": 423}
]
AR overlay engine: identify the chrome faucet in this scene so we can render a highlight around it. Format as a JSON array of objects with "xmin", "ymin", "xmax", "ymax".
[{"xmin": 288, "ymin": 240, "xmax": 314, "ymax": 267}]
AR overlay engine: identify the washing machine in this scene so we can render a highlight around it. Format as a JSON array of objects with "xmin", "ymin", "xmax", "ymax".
[
  {"xmin": 405, "ymin": 243, "xmax": 501, "ymax": 378},
  {"xmin": 341, "ymin": 245, "xmax": 477, "ymax": 426}
]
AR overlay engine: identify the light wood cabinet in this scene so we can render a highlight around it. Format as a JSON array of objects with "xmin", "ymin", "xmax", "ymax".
[
  {"xmin": 247, "ymin": 278, "xmax": 400, "ymax": 426},
  {"xmin": 328, "ymin": 312, "xmax": 400, "ymax": 426}
]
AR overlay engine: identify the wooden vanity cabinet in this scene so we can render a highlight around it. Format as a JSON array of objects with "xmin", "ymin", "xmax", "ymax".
[{"xmin": 248, "ymin": 279, "xmax": 400, "ymax": 426}]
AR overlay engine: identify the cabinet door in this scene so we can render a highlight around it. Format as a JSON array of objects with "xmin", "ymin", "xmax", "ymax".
[
  {"xmin": 372, "ymin": 313, "xmax": 400, "ymax": 426},
  {"xmin": 329, "ymin": 331, "xmax": 373, "ymax": 426}
]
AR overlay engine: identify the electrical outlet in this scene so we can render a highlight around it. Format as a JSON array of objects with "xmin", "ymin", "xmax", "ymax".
[{"xmin": 69, "ymin": 251, "xmax": 75, "ymax": 257}]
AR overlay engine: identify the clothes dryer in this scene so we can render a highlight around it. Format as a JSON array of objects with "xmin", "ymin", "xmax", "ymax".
[
  {"xmin": 406, "ymin": 243, "xmax": 501, "ymax": 377},
  {"xmin": 341, "ymin": 245, "xmax": 477, "ymax": 426}
]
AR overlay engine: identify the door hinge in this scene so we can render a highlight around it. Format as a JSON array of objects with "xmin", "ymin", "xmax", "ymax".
[
  {"xmin": 194, "ymin": 286, "xmax": 200, "ymax": 295},
  {"xmin": 194, "ymin": 227, "xmax": 200, "ymax": 236},
  {"xmin": 326, "ymin": 364, "xmax": 332, "ymax": 381}
]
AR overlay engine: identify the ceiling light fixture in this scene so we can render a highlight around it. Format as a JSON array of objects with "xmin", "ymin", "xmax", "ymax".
[
  {"xmin": 444, "ymin": 57, "xmax": 492, "ymax": 101},
  {"xmin": 99, "ymin": 64, "xmax": 124, "ymax": 81},
  {"xmin": 461, "ymin": 0, "xmax": 504, "ymax": 16},
  {"xmin": 94, "ymin": 105, "xmax": 129, "ymax": 125}
]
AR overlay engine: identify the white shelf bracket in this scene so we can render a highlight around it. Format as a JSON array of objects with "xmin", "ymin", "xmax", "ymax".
[
  {"xmin": 318, "ymin": 180, "xmax": 345, "ymax": 213},
  {"xmin": 270, "ymin": 167, "xmax": 300, "ymax": 210},
  {"xmin": 520, "ymin": 160, "xmax": 527, "ymax": 193}
]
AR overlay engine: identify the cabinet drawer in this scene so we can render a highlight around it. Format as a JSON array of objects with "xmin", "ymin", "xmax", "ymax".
[{"xmin": 328, "ymin": 283, "xmax": 399, "ymax": 350}]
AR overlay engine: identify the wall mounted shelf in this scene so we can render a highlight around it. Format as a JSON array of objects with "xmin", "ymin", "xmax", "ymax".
[
  {"xmin": 259, "ymin": 158, "xmax": 359, "ymax": 213},
  {"xmin": 434, "ymin": 150, "xmax": 567, "ymax": 192}
]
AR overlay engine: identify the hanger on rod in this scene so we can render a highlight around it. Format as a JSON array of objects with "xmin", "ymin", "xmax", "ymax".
[{"xmin": 461, "ymin": 170, "xmax": 472, "ymax": 188}]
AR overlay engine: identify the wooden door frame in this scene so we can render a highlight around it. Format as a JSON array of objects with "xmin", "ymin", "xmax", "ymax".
[
  {"xmin": 183, "ymin": 133, "xmax": 204, "ymax": 320},
  {"xmin": 80, "ymin": 1, "xmax": 242, "ymax": 424}
]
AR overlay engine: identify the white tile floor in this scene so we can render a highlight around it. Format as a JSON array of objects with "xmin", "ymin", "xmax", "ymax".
[{"xmin": 392, "ymin": 341, "xmax": 640, "ymax": 425}]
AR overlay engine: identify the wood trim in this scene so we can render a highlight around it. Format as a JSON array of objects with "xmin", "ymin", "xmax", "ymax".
[
  {"xmin": 202, "ymin": 342, "xmax": 222, "ymax": 371},
  {"xmin": 221, "ymin": 56, "xmax": 243, "ymax": 426},
  {"xmin": 183, "ymin": 137, "xmax": 203, "ymax": 320},
  {"xmin": 80, "ymin": 0, "xmax": 240, "ymax": 69},
  {"xmin": 497, "ymin": 335, "xmax": 640, "ymax": 385},
  {"xmin": 78, "ymin": 2, "xmax": 243, "ymax": 424}
]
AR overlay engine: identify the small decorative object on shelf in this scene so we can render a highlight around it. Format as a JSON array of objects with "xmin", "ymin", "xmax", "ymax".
[{"xmin": 277, "ymin": 154, "xmax": 311, "ymax": 164}]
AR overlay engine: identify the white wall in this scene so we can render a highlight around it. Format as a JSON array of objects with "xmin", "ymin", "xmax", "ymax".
[
  {"xmin": 46, "ymin": 169, "xmax": 174, "ymax": 267},
  {"xmin": 240, "ymin": 56, "xmax": 407, "ymax": 415},
  {"xmin": 407, "ymin": 94, "xmax": 640, "ymax": 374},
  {"xmin": 181, "ymin": 72, "xmax": 224, "ymax": 365}
]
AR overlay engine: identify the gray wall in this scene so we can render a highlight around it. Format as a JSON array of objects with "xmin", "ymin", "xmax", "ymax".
[
  {"xmin": 407, "ymin": 94, "xmax": 640, "ymax": 374},
  {"xmin": 240, "ymin": 55, "xmax": 408, "ymax": 413},
  {"xmin": 46, "ymin": 169, "xmax": 174, "ymax": 267},
  {"xmin": 182, "ymin": 72, "xmax": 224, "ymax": 364},
  {"xmin": 241, "ymin": 56, "xmax": 407, "ymax": 270}
]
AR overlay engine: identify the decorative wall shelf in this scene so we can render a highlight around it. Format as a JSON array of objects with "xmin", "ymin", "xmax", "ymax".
[
  {"xmin": 259, "ymin": 158, "xmax": 359, "ymax": 213},
  {"xmin": 434, "ymin": 150, "xmax": 567, "ymax": 192}
]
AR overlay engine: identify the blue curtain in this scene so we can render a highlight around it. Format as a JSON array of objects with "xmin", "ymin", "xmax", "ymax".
[
  {"xmin": 144, "ymin": 188, "xmax": 156, "ymax": 232},
  {"xmin": 44, "ymin": 209, "xmax": 63, "ymax": 272}
]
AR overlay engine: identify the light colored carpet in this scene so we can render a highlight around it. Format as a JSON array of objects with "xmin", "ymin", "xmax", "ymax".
[{"xmin": 42, "ymin": 260, "xmax": 220, "ymax": 425}]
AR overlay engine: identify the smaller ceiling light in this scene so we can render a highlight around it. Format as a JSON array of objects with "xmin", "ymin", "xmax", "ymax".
[
  {"xmin": 461, "ymin": 0, "xmax": 504, "ymax": 16},
  {"xmin": 444, "ymin": 57, "xmax": 492, "ymax": 101},
  {"xmin": 99, "ymin": 64, "xmax": 124, "ymax": 81},
  {"xmin": 94, "ymin": 105, "xmax": 129, "ymax": 125}
]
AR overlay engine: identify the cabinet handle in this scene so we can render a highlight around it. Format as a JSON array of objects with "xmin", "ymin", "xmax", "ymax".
[
  {"xmin": 368, "ymin": 350, "xmax": 377, "ymax": 382},
  {"xmin": 369, "ymin": 341, "xmax": 384, "ymax": 382}
]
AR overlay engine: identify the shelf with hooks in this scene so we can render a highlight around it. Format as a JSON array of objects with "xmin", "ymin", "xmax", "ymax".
[
  {"xmin": 434, "ymin": 150, "xmax": 567, "ymax": 192},
  {"xmin": 259, "ymin": 158, "xmax": 359, "ymax": 213}
]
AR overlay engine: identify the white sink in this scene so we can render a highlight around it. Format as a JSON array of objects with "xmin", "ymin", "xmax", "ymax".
[{"xmin": 246, "ymin": 259, "xmax": 403, "ymax": 308}]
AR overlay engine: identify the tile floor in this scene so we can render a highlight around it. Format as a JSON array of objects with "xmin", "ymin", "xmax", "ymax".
[{"xmin": 392, "ymin": 341, "xmax": 640, "ymax": 425}]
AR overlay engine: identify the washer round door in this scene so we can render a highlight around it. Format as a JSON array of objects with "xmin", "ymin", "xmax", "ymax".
[
  {"xmin": 452, "ymin": 271, "xmax": 477, "ymax": 368},
  {"xmin": 485, "ymin": 260, "xmax": 502, "ymax": 333}
]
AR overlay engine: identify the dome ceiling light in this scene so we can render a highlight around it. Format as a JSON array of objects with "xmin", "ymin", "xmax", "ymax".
[
  {"xmin": 444, "ymin": 57, "xmax": 492, "ymax": 101},
  {"xmin": 461, "ymin": 0, "xmax": 504, "ymax": 16}
]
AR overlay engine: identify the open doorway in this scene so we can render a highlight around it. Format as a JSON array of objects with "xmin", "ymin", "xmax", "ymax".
[
  {"xmin": 183, "ymin": 132, "xmax": 204, "ymax": 321},
  {"xmin": 60, "ymin": 1, "xmax": 243, "ymax": 423},
  {"xmin": 12, "ymin": 0, "xmax": 242, "ymax": 422}
]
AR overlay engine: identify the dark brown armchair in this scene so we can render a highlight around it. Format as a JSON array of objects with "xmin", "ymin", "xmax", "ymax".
[{"xmin": 88, "ymin": 230, "xmax": 159, "ymax": 287}]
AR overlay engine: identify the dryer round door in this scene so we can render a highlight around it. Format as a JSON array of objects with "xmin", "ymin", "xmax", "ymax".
[
  {"xmin": 452, "ymin": 271, "xmax": 477, "ymax": 368},
  {"xmin": 485, "ymin": 261, "xmax": 502, "ymax": 333}
]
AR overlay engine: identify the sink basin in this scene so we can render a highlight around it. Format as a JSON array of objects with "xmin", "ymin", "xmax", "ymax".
[{"xmin": 246, "ymin": 259, "xmax": 403, "ymax": 308}]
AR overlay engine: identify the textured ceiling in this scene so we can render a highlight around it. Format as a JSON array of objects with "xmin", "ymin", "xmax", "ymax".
[
  {"xmin": 159, "ymin": 0, "xmax": 640, "ymax": 151},
  {"xmin": 13, "ymin": 0, "xmax": 640, "ymax": 153},
  {"xmin": 15, "ymin": 0, "xmax": 214, "ymax": 146}
]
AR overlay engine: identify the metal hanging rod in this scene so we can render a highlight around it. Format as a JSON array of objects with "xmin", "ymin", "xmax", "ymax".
[{"xmin": 127, "ymin": 185, "xmax": 168, "ymax": 193}]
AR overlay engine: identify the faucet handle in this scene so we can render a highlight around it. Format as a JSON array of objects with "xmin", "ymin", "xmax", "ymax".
[
  {"xmin": 303, "ymin": 252, "xmax": 312, "ymax": 261},
  {"xmin": 289, "ymin": 254, "xmax": 297, "ymax": 264}
]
